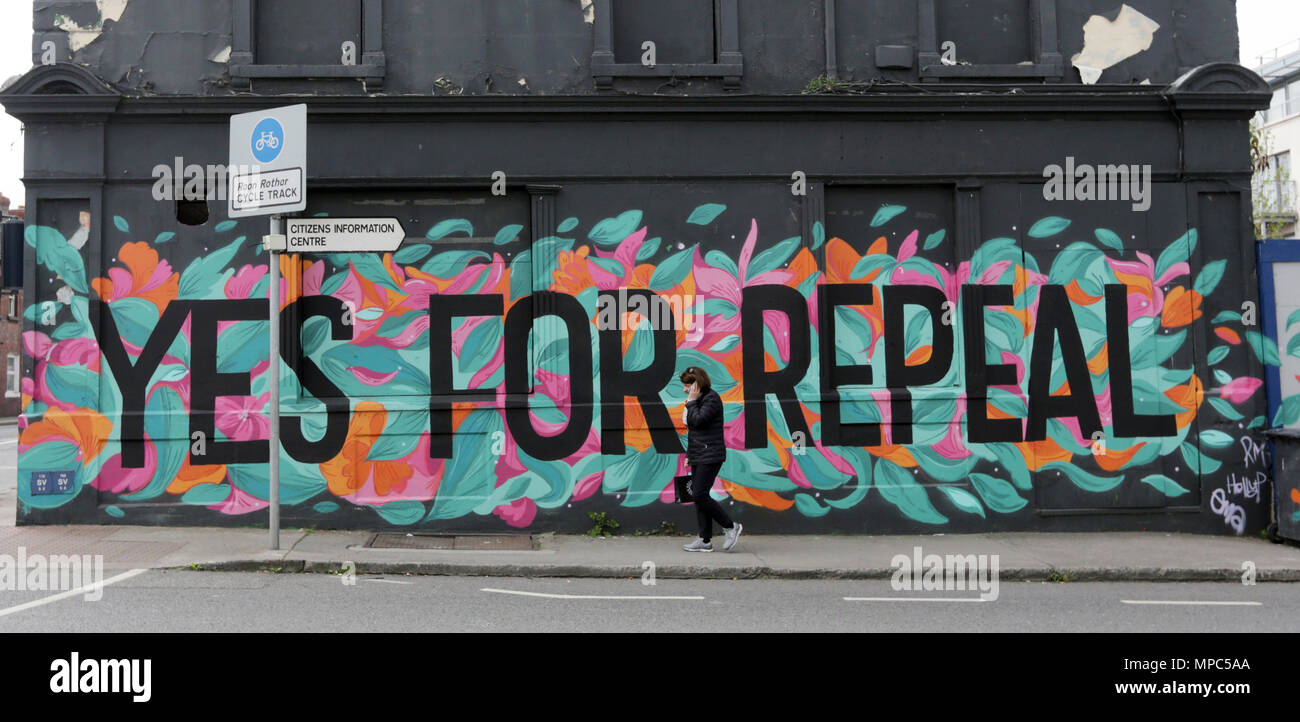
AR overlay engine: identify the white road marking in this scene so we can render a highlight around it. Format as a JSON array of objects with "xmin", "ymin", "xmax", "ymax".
[
  {"xmin": 365, "ymin": 579, "xmax": 412, "ymax": 585},
  {"xmin": 0, "ymin": 568, "xmax": 149, "ymax": 618},
  {"xmin": 1121, "ymin": 600, "xmax": 1262, "ymax": 606},
  {"xmin": 482, "ymin": 587, "xmax": 703, "ymax": 600},
  {"xmin": 843, "ymin": 596, "xmax": 987, "ymax": 603}
]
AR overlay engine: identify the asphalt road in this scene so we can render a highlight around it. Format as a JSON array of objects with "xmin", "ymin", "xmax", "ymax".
[{"xmin": 0, "ymin": 570, "xmax": 1295, "ymax": 632}]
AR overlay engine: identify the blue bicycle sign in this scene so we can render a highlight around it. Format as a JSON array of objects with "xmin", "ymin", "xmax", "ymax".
[{"xmin": 251, "ymin": 117, "xmax": 285, "ymax": 163}]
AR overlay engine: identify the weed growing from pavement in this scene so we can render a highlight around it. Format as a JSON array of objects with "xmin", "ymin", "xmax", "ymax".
[
  {"xmin": 587, "ymin": 512, "xmax": 620, "ymax": 538},
  {"xmin": 1048, "ymin": 571, "xmax": 1070, "ymax": 583},
  {"xmin": 632, "ymin": 521, "xmax": 683, "ymax": 537}
]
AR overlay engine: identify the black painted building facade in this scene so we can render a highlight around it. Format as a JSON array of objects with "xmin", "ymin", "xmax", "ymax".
[{"xmin": 0, "ymin": 0, "xmax": 1280, "ymax": 536}]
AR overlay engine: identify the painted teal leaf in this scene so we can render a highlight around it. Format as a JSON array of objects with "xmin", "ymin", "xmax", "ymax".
[
  {"xmin": 104, "ymin": 506, "xmax": 124, "ymax": 518},
  {"xmin": 1288, "ymin": 308, "xmax": 1300, "ymax": 331},
  {"xmin": 154, "ymin": 231, "xmax": 176, "ymax": 244},
  {"xmin": 421, "ymin": 250, "xmax": 489, "ymax": 278},
  {"xmin": 588, "ymin": 210, "xmax": 643, "ymax": 246},
  {"xmin": 113, "ymin": 216, "xmax": 130, "ymax": 232},
  {"xmin": 1041, "ymin": 462, "xmax": 1123, "ymax": 492},
  {"xmin": 696, "ymin": 298, "xmax": 739, "ymax": 318},
  {"xmin": 1288, "ymin": 333, "xmax": 1300, "ymax": 359},
  {"xmin": 709, "ymin": 335, "xmax": 740, "ymax": 352},
  {"xmin": 1139, "ymin": 474, "xmax": 1190, "ymax": 497},
  {"xmin": 969, "ymin": 473, "xmax": 1027, "ymax": 513},
  {"xmin": 1193, "ymin": 259, "xmax": 1227, "ymax": 297},
  {"xmin": 1248, "ymin": 415, "xmax": 1266, "ymax": 429},
  {"xmin": 30, "ymin": 225, "xmax": 88, "ymax": 294},
  {"xmin": 936, "ymin": 486, "xmax": 985, "ymax": 517},
  {"xmin": 181, "ymin": 483, "xmax": 233, "ymax": 505},
  {"xmin": 1213, "ymin": 369, "xmax": 1233, "ymax": 385},
  {"xmin": 875, "ymin": 458, "xmax": 947, "ymax": 524},
  {"xmin": 1273, "ymin": 395, "xmax": 1300, "ymax": 427},
  {"xmin": 648, "ymin": 245, "xmax": 695, "ymax": 291},
  {"xmin": 1245, "ymin": 331, "xmax": 1281, "ymax": 366},
  {"xmin": 636, "ymin": 236, "xmax": 661, "ymax": 261},
  {"xmin": 393, "ymin": 244, "xmax": 432, "ymax": 264},
  {"xmin": 215, "ymin": 220, "xmax": 238, "ymax": 233},
  {"xmin": 987, "ymin": 443, "xmax": 1032, "ymax": 491},
  {"xmin": 1180, "ymin": 441, "xmax": 1221, "ymax": 474},
  {"xmin": 705, "ymin": 249, "xmax": 738, "ymax": 277},
  {"xmin": 1207, "ymin": 396, "xmax": 1244, "ymax": 421},
  {"xmin": 427, "ymin": 219, "xmax": 473, "ymax": 241},
  {"xmin": 747, "ymin": 237, "xmax": 800, "ymax": 278},
  {"xmin": 812, "ymin": 221, "xmax": 826, "ymax": 250},
  {"xmin": 1207, "ymin": 345, "xmax": 1230, "ymax": 366},
  {"xmin": 313, "ymin": 501, "xmax": 339, "ymax": 514},
  {"xmin": 1028, "ymin": 217, "xmax": 1071, "ymax": 239},
  {"xmin": 1200, "ymin": 430, "xmax": 1235, "ymax": 449},
  {"xmin": 794, "ymin": 494, "xmax": 831, "ymax": 517},
  {"xmin": 557, "ymin": 217, "xmax": 579, "ymax": 233},
  {"xmin": 686, "ymin": 203, "xmax": 726, "ymax": 226},
  {"xmin": 1154, "ymin": 229, "xmax": 1197, "ymax": 281},
  {"xmin": 923, "ymin": 229, "xmax": 947, "ymax": 250},
  {"xmin": 910, "ymin": 447, "xmax": 978, "ymax": 482},
  {"xmin": 494, "ymin": 224, "xmax": 524, "ymax": 245},
  {"xmin": 178, "ymin": 237, "xmax": 242, "ymax": 299},
  {"xmin": 1094, "ymin": 228, "xmax": 1123, "ymax": 253},
  {"xmin": 1212, "ymin": 311, "xmax": 1242, "ymax": 324},
  {"xmin": 375, "ymin": 500, "xmax": 426, "ymax": 526},
  {"xmin": 870, "ymin": 205, "xmax": 907, "ymax": 227},
  {"xmin": 427, "ymin": 410, "xmax": 504, "ymax": 520}
]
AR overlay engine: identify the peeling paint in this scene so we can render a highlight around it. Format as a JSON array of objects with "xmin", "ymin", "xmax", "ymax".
[
  {"xmin": 210, "ymin": 46, "xmax": 231, "ymax": 64},
  {"xmin": 1071, "ymin": 4, "xmax": 1160, "ymax": 85},
  {"xmin": 580, "ymin": 0, "xmax": 594, "ymax": 24},
  {"xmin": 54, "ymin": 0, "xmax": 132, "ymax": 53}
]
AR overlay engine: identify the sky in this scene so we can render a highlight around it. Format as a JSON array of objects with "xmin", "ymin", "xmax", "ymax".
[{"xmin": 1, "ymin": 1, "xmax": 1299, "ymax": 209}]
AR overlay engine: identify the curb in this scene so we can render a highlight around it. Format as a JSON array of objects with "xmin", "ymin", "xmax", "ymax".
[{"xmin": 171, "ymin": 560, "xmax": 1300, "ymax": 582}]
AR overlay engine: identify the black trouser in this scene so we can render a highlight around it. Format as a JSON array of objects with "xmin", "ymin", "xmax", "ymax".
[{"xmin": 690, "ymin": 462, "xmax": 733, "ymax": 542}]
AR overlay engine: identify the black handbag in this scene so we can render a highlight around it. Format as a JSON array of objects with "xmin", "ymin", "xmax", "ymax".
[{"xmin": 673, "ymin": 473, "xmax": 693, "ymax": 503}]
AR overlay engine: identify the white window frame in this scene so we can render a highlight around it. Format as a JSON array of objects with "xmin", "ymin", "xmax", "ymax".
[{"xmin": 6, "ymin": 353, "xmax": 19, "ymax": 398}]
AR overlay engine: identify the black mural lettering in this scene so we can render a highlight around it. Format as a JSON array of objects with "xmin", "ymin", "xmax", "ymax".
[
  {"xmin": 281, "ymin": 296, "xmax": 352, "ymax": 464},
  {"xmin": 884, "ymin": 285, "xmax": 954, "ymax": 445},
  {"xmin": 742, "ymin": 285, "xmax": 812, "ymax": 448},
  {"xmin": 189, "ymin": 299, "xmax": 269, "ymax": 465},
  {"xmin": 598, "ymin": 290, "xmax": 684, "ymax": 454},
  {"xmin": 817, "ymin": 284, "xmax": 880, "ymax": 446},
  {"xmin": 1025, "ymin": 285, "xmax": 1102, "ymax": 441},
  {"xmin": 504, "ymin": 292, "xmax": 594, "ymax": 461},
  {"xmin": 428, "ymin": 294, "xmax": 505, "ymax": 458},
  {"xmin": 94, "ymin": 299, "xmax": 191, "ymax": 468},
  {"xmin": 1105, "ymin": 284, "xmax": 1177, "ymax": 438},
  {"xmin": 962, "ymin": 284, "xmax": 1022, "ymax": 443}
]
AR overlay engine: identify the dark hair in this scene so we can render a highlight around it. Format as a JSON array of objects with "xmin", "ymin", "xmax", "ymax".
[{"xmin": 679, "ymin": 366, "xmax": 712, "ymax": 394}]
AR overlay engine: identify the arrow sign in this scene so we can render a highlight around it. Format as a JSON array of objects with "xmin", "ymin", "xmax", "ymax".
[{"xmin": 285, "ymin": 217, "xmax": 407, "ymax": 253}]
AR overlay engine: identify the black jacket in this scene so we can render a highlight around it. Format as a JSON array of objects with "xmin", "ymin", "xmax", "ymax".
[{"xmin": 684, "ymin": 389, "xmax": 727, "ymax": 466}]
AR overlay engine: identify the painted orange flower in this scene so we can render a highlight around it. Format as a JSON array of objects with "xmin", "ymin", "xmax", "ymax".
[{"xmin": 1161, "ymin": 286, "xmax": 1202, "ymax": 328}]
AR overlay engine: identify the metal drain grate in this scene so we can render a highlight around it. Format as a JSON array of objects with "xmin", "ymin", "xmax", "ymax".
[{"xmin": 365, "ymin": 533, "xmax": 536, "ymax": 551}]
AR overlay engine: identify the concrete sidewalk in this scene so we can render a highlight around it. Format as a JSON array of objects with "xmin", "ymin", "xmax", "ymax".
[{"xmin": 0, "ymin": 524, "xmax": 1297, "ymax": 581}]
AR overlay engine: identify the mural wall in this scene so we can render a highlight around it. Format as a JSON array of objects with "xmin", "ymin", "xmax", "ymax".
[{"xmin": 15, "ymin": 183, "xmax": 1276, "ymax": 534}]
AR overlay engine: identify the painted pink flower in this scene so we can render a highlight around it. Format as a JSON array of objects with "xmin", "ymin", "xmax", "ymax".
[
  {"xmin": 1220, "ymin": 377, "xmax": 1263, "ymax": 405},
  {"xmin": 215, "ymin": 393, "xmax": 270, "ymax": 442}
]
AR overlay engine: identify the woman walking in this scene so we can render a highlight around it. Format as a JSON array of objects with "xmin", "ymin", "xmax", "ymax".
[{"xmin": 679, "ymin": 366, "xmax": 742, "ymax": 552}]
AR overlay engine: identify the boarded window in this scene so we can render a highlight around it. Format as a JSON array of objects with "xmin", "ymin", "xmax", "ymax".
[
  {"xmin": 612, "ymin": 0, "xmax": 716, "ymax": 65},
  {"xmin": 255, "ymin": 0, "xmax": 362, "ymax": 66},
  {"xmin": 935, "ymin": 0, "xmax": 1032, "ymax": 66}
]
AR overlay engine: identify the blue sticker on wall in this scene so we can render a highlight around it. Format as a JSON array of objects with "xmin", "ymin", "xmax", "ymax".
[{"xmin": 30, "ymin": 470, "xmax": 76, "ymax": 496}]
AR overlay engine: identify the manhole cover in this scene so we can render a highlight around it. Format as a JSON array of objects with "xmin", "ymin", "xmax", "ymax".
[{"xmin": 366, "ymin": 533, "xmax": 535, "ymax": 551}]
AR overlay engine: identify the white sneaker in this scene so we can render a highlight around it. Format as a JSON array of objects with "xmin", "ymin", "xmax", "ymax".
[
  {"xmin": 682, "ymin": 538, "xmax": 713, "ymax": 552},
  {"xmin": 723, "ymin": 522, "xmax": 743, "ymax": 551}
]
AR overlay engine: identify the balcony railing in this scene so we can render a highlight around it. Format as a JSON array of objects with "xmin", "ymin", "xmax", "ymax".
[{"xmin": 1254, "ymin": 178, "xmax": 1298, "ymax": 220}]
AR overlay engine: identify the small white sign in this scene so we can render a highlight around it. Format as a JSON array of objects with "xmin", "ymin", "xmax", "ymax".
[
  {"xmin": 285, "ymin": 218, "xmax": 407, "ymax": 253},
  {"xmin": 228, "ymin": 104, "xmax": 306, "ymax": 218}
]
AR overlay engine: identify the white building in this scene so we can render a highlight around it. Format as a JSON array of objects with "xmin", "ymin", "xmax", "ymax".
[{"xmin": 1253, "ymin": 39, "xmax": 1300, "ymax": 238}]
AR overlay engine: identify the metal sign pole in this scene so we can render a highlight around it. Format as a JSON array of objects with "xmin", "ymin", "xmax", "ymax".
[{"xmin": 268, "ymin": 214, "xmax": 282, "ymax": 551}]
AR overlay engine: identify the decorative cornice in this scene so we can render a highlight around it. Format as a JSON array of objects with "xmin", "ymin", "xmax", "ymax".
[{"xmin": 0, "ymin": 63, "xmax": 120, "ymax": 122}]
